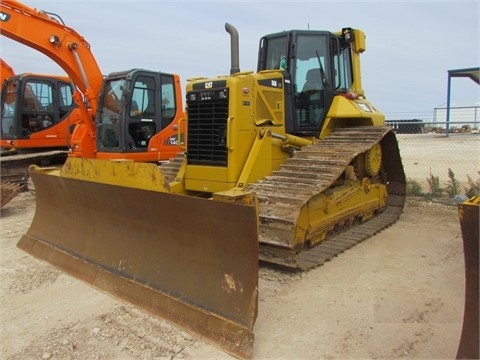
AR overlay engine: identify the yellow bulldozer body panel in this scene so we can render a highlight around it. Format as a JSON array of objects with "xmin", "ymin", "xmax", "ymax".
[
  {"xmin": 297, "ymin": 179, "xmax": 387, "ymax": 248},
  {"xmin": 320, "ymin": 96, "xmax": 386, "ymax": 139}
]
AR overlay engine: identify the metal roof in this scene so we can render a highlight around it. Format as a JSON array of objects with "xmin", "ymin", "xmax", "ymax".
[{"xmin": 448, "ymin": 67, "xmax": 480, "ymax": 84}]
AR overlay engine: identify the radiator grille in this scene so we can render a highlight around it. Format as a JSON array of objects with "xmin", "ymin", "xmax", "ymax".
[{"xmin": 186, "ymin": 89, "xmax": 228, "ymax": 166}]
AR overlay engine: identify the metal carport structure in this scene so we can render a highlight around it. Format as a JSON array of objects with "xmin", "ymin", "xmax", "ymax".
[{"xmin": 445, "ymin": 67, "xmax": 480, "ymax": 135}]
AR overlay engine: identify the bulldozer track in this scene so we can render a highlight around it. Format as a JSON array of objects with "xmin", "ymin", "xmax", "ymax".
[
  {"xmin": 249, "ymin": 126, "xmax": 406, "ymax": 270},
  {"xmin": 160, "ymin": 127, "xmax": 405, "ymax": 272}
]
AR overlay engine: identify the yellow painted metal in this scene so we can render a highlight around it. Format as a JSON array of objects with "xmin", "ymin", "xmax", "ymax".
[
  {"xmin": 320, "ymin": 96, "xmax": 386, "ymax": 139},
  {"xmin": 299, "ymin": 178, "xmax": 387, "ymax": 247},
  {"xmin": 60, "ymin": 157, "xmax": 169, "ymax": 191},
  {"xmin": 364, "ymin": 143, "xmax": 382, "ymax": 176}
]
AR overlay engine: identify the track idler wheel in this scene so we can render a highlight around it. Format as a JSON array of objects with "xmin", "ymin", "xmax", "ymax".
[{"xmin": 354, "ymin": 143, "xmax": 382, "ymax": 178}]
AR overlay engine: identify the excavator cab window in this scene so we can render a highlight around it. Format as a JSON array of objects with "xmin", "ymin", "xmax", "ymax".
[
  {"xmin": 97, "ymin": 71, "xmax": 177, "ymax": 152},
  {"xmin": 22, "ymin": 81, "xmax": 55, "ymax": 135},
  {"xmin": 58, "ymin": 82, "xmax": 74, "ymax": 119},
  {"xmin": 1, "ymin": 79, "xmax": 17, "ymax": 137},
  {"xmin": 160, "ymin": 74, "xmax": 176, "ymax": 129},
  {"xmin": 98, "ymin": 78, "xmax": 123, "ymax": 148},
  {"xmin": 126, "ymin": 76, "xmax": 156, "ymax": 149},
  {"xmin": 1, "ymin": 76, "xmax": 74, "ymax": 139}
]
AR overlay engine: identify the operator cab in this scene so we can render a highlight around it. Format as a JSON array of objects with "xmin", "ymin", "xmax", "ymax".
[
  {"xmin": 257, "ymin": 28, "xmax": 355, "ymax": 135},
  {"xmin": 97, "ymin": 69, "xmax": 178, "ymax": 153},
  {"xmin": 1, "ymin": 74, "xmax": 75, "ymax": 142}
]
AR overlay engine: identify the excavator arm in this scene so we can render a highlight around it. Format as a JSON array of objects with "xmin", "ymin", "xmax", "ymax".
[{"xmin": 0, "ymin": 0, "xmax": 103, "ymax": 120}]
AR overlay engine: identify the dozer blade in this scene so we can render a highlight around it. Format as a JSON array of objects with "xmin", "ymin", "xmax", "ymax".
[{"xmin": 18, "ymin": 166, "xmax": 259, "ymax": 359}]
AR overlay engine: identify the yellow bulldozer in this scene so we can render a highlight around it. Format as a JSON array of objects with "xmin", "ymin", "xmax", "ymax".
[{"xmin": 18, "ymin": 23, "xmax": 405, "ymax": 358}]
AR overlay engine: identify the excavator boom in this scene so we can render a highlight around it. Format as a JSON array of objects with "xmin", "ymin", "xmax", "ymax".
[
  {"xmin": 0, "ymin": 58, "xmax": 15, "ymax": 84},
  {"xmin": 0, "ymin": 0, "xmax": 103, "ymax": 115},
  {"xmin": 1, "ymin": 0, "xmax": 183, "ymax": 160}
]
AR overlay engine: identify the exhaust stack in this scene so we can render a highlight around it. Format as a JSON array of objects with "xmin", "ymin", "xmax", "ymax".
[{"xmin": 225, "ymin": 23, "xmax": 240, "ymax": 75}]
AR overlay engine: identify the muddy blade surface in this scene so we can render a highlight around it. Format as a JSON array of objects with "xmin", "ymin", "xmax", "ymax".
[
  {"xmin": 456, "ymin": 197, "xmax": 479, "ymax": 360},
  {"xmin": 19, "ymin": 170, "xmax": 258, "ymax": 359}
]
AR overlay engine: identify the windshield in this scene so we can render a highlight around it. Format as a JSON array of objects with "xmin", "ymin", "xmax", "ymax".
[
  {"xmin": 98, "ymin": 78, "xmax": 125, "ymax": 148},
  {"xmin": 294, "ymin": 34, "xmax": 329, "ymax": 95},
  {"xmin": 293, "ymin": 34, "xmax": 329, "ymax": 129},
  {"xmin": 99, "ymin": 78, "xmax": 124, "ymax": 125}
]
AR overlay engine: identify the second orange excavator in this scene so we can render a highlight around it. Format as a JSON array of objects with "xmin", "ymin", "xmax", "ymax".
[{"xmin": 0, "ymin": 0, "xmax": 184, "ymax": 166}]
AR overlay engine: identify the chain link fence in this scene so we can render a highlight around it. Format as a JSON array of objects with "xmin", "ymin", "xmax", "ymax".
[{"xmin": 385, "ymin": 117, "xmax": 480, "ymax": 201}]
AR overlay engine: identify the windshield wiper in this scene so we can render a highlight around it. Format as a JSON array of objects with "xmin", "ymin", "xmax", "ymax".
[{"xmin": 315, "ymin": 50, "xmax": 327, "ymax": 87}]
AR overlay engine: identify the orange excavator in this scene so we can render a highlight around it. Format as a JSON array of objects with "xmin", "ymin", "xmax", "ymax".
[
  {"xmin": 0, "ymin": 63, "xmax": 78, "ymax": 206},
  {"xmin": 0, "ymin": 0, "xmax": 184, "ymax": 166},
  {"xmin": 0, "ymin": 58, "xmax": 15, "ymax": 84},
  {"xmin": 1, "ymin": 70, "xmax": 83, "ymax": 155}
]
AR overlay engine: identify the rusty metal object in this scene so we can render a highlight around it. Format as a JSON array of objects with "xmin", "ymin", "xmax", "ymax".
[
  {"xmin": 0, "ymin": 181, "xmax": 26, "ymax": 208},
  {"xmin": 456, "ymin": 196, "xmax": 479, "ymax": 360},
  {"xmin": 250, "ymin": 126, "xmax": 406, "ymax": 270},
  {"xmin": 18, "ymin": 169, "xmax": 259, "ymax": 359},
  {"xmin": 0, "ymin": 149, "xmax": 68, "ymax": 185}
]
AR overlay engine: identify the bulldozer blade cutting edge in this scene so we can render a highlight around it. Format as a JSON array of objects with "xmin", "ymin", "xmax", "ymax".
[{"xmin": 18, "ymin": 168, "xmax": 259, "ymax": 359}]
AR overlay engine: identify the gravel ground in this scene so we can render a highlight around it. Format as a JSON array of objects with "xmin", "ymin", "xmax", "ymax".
[{"xmin": 0, "ymin": 191, "xmax": 466, "ymax": 359}]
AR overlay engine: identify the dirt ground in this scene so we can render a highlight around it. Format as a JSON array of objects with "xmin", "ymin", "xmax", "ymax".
[{"xmin": 0, "ymin": 189, "xmax": 467, "ymax": 360}]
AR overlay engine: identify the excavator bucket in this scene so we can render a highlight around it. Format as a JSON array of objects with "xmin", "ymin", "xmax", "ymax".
[{"xmin": 18, "ymin": 162, "xmax": 259, "ymax": 359}]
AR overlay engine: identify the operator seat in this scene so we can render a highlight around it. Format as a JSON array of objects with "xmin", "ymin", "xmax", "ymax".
[
  {"xmin": 302, "ymin": 68, "xmax": 323, "ymax": 92},
  {"xmin": 297, "ymin": 68, "xmax": 324, "ymax": 127}
]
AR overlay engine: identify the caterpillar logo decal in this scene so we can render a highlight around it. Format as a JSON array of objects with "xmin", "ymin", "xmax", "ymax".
[
  {"xmin": 0, "ymin": 11, "xmax": 11, "ymax": 22},
  {"xmin": 258, "ymin": 78, "xmax": 283, "ymax": 89}
]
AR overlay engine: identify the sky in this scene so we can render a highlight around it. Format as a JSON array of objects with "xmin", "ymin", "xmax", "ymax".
[{"xmin": 1, "ymin": 0, "xmax": 479, "ymax": 120}]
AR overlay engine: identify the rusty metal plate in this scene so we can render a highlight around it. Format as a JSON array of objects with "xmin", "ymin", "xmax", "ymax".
[
  {"xmin": 456, "ymin": 197, "xmax": 479, "ymax": 360},
  {"xmin": 18, "ymin": 169, "xmax": 259, "ymax": 359}
]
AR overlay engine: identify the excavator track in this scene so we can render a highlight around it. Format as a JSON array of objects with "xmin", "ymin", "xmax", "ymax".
[
  {"xmin": 249, "ymin": 126, "xmax": 406, "ymax": 270},
  {"xmin": 0, "ymin": 181, "xmax": 27, "ymax": 209}
]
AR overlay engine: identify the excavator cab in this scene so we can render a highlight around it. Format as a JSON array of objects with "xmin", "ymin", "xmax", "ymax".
[
  {"xmin": 93, "ymin": 69, "xmax": 183, "ymax": 161},
  {"xmin": 257, "ymin": 28, "xmax": 364, "ymax": 136},
  {"xmin": 0, "ymin": 74, "xmax": 76, "ymax": 149}
]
